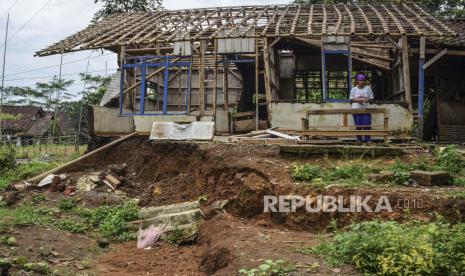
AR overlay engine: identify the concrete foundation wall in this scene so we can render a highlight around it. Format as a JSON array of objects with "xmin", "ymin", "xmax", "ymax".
[
  {"xmin": 269, "ymin": 102, "xmax": 412, "ymax": 133},
  {"xmin": 90, "ymin": 106, "xmax": 135, "ymax": 135}
]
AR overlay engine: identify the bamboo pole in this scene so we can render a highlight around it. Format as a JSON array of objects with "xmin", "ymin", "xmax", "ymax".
[{"xmin": 28, "ymin": 132, "xmax": 139, "ymax": 184}]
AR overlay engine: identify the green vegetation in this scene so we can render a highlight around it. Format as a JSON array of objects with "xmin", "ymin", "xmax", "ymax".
[
  {"xmin": 291, "ymin": 162, "xmax": 375, "ymax": 187},
  {"xmin": 0, "ymin": 146, "xmax": 16, "ymax": 174},
  {"xmin": 309, "ymin": 221, "xmax": 465, "ymax": 275},
  {"xmin": 0, "ymin": 145, "xmax": 85, "ymax": 190},
  {"xmin": 0, "ymin": 201, "xmax": 140, "ymax": 241},
  {"xmin": 291, "ymin": 145, "xmax": 465, "ymax": 187},
  {"xmin": 239, "ymin": 259, "xmax": 296, "ymax": 276}
]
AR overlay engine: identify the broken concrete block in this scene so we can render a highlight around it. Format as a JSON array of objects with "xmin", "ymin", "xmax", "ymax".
[
  {"xmin": 211, "ymin": 200, "xmax": 229, "ymax": 210},
  {"xmin": 38, "ymin": 174, "xmax": 56, "ymax": 188},
  {"xmin": 137, "ymin": 201, "xmax": 203, "ymax": 244},
  {"xmin": 76, "ymin": 175, "xmax": 98, "ymax": 191},
  {"xmin": 105, "ymin": 175, "xmax": 121, "ymax": 187},
  {"xmin": 369, "ymin": 171, "xmax": 395, "ymax": 182},
  {"xmin": 89, "ymin": 175, "xmax": 101, "ymax": 183},
  {"xmin": 411, "ymin": 170, "xmax": 451, "ymax": 186},
  {"xmin": 139, "ymin": 201, "xmax": 200, "ymax": 219}
]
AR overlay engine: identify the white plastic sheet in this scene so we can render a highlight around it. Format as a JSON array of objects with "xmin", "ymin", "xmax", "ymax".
[{"xmin": 149, "ymin": 122, "xmax": 215, "ymax": 141}]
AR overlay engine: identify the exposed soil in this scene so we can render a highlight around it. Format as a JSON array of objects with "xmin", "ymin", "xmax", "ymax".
[
  {"xmin": 0, "ymin": 226, "xmax": 101, "ymax": 275},
  {"xmin": 2, "ymin": 137, "xmax": 465, "ymax": 275}
]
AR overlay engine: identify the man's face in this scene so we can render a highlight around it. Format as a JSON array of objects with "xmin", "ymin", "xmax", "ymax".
[{"xmin": 357, "ymin": 79, "xmax": 365, "ymax": 86}]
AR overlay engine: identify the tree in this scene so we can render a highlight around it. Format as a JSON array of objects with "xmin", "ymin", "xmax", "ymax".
[
  {"xmin": 60, "ymin": 73, "xmax": 112, "ymax": 140},
  {"xmin": 92, "ymin": 0, "xmax": 163, "ymax": 22},
  {"xmin": 292, "ymin": 0, "xmax": 465, "ymax": 19},
  {"xmin": 2, "ymin": 86, "xmax": 48, "ymax": 106}
]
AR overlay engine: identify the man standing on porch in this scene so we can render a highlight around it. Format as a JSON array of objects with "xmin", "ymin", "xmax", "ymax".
[{"xmin": 349, "ymin": 73, "xmax": 374, "ymax": 142}]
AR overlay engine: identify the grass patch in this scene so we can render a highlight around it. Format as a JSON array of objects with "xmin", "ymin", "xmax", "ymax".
[
  {"xmin": 0, "ymin": 201, "xmax": 140, "ymax": 241},
  {"xmin": 291, "ymin": 145, "xmax": 465, "ymax": 187},
  {"xmin": 310, "ymin": 220, "xmax": 465, "ymax": 275},
  {"xmin": 239, "ymin": 259, "xmax": 296, "ymax": 276},
  {"xmin": 291, "ymin": 162, "xmax": 376, "ymax": 187},
  {"xmin": 0, "ymin": 145, "xmax": 85, "ymax": 190}
]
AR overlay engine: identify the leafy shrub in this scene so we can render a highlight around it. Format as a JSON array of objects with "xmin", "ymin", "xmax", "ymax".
[
  {"xmin": 239, "ymin": 259, "xmax": 295, "ymax": 276},
  {"xmin": 312, "ymin": 221, "xmax": 465, "ymax": 275},
  {"xmin": 291, "ymin": 163, "xmax": 321, "ymax": 181},
  {"xmin": 56, "ymin": 219, "xmax": 88, "ymax": 233},
  {"xmin": 71, "ymin": 202, "xmax": 139, "ymax": 240},
  {"xmin": 58, "ymin": 198, "xmax": 76, "ymax": 212},
  {"xmin": 325, "ymin": 164, "xmax": 369, "ymax": 183},
  {"xmin": 433, "ymin": 145, "xmax": 464, "ymax": 175},
  {"xmin": 0, "ymin": 146, "xmax": 16, "ymax": 174}
]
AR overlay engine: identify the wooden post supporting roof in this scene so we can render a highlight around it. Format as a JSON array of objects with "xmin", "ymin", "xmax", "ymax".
[
  {"xmin": 263, "ymin": 38, "xmax": 272, "ymax": 122},
  {"xmin": 223, "ymin": 63, "xmax": 229, "ymax": 111},
  {"xmin": 418, "ymin": 36, "xmax": 426, "ymax": 138},
  {"xmin": 255, "ymin": 37, "xmax": 259, "ymax": 131},
  {"xmin": 199, "ymin": 40, "xmax": 207, "ymax": 116},
  {"xmin": 401, "ymin": 36, "xmax": 412, "ymax": 112},
  {"xmin": 213, "ymin": 39, "xmax": 218, "ymax": 119}
]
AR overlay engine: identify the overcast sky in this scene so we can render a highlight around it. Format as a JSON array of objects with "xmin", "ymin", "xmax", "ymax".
[{"xmin": 0, "ymin": 0, "xmax": 289, "ymax": 101}]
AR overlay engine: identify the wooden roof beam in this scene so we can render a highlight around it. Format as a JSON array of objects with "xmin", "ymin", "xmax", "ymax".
[
  {"xmin": 381, "ymin": 4, "xmax": 405, "ymax": 35},
  {"xmin": 390, "ymin": 4, "xmax": 423, "ymax": 36},
  {"xmin": 307, "ymin": 5, "xmax": 314, "ymax": 35},
  {"xmin": 261, "ymin": 6, "xmax": 279, "ymax": 36},
  {"xmin": 275, "ymin": 5, "xmax": 290, "ymax": 36},
  {"xmin": 343, "ymin": 4, "xmax": 355, "ymax": 35},
  {"xmin": 290, "ymin": 4, "xmax": 302, "ymax": 35},
  {"xmin": 402, "ymin": 4, "xmax": 442, "ymax": 36},
  {"xmin": 368, "ymin": 4, "xmax": 389, "ymax": 35},
  {"xmin": 333, "ymin": 5, "xmax": 342, "ymax": 34},
  {"xmin": 355, "ymin": 4, "xmax": 372, "ymax": 35}
]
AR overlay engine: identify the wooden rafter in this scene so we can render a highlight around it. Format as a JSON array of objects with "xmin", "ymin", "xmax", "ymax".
[
  {"xmin": 402, "ymin": 4, "xmax": 442, "ymax": 36},
  {"xmin": 275, "ymin": 5, "xmax": 290, "ymax": 35},
  {"xmin": 333, "ymin": 5, "xmax": 342, "ymax": 34},
  {"xmin": 307, "ymin": 5, "xmax": 314, "ymax": 35},
  {"xmin": 36, "ymin": 4, "xmax": 457, "ymax": 57},
  {"xmin": 343, "ymin": 4, "xmax": 355, "ymax": 35},
  {"xmin": 290, "ymin": 4, "xmax": 301, "ymax": 35},
  {"xmin": 391, "ymin": 4, "xmax": 423, "ymax": 36},
  {"xmin": 261, "ymin": 6, "xmax": 279, "ymax": 36},
  {"xmin": 368, "ymin": 4, "xmax": 389, "ymax": 35},
  {"xmin": 355, "ymin": 4, "xmax": 372, "ymax": 35},
  {"xmin": 381, "ymin": 4, "xmax": 405, "ymax": 35},
  {"xmin": 322, "ymin": 5, "xmax": 327, "ymax": 35}
]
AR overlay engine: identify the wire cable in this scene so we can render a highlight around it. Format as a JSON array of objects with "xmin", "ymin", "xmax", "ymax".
[{"xmin": 4, "ymin": 52, "xmax": 114, "ymax": 77}]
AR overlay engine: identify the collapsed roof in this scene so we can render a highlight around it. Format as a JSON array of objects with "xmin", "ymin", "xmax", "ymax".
[{"xmin": 36, "ymin": 3, "xmax": 456, "ymax": 57}]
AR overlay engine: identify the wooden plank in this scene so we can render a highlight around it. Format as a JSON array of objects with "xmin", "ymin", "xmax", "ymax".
[
  {"xmin": 223, "ymin": 63, "xmax": 229, "ymax": 111},
  {"xmin": 306, "ymin": 108, "xmax": 387, "ymax": 115},
  {"xmin": 199, "ymin": 40, "xmax": 207, "ymax": 116},
  {"xmin": 255, "ymin": 37, "xmax": 260, "ymax": 130},
  {"xmin": 213, "ymin": 39, "xmax": 218, "ymax": 118},
  {"xmin": 29, "ymin": 132, "xmax": 139, "ymax": 184},
  {"xmin": 300, "ymin": 130, "xmax": 389, "ymax": 136},
  {"xmin": 423, "ymin": 48, "xmax": 447, "ymax": 70},
  {"xmin": 232, "ymin": 111, "xmax": 255, "ymax": 118},
  {"xmin": 401, "ymin": 36, "xmax": 413, "ymax": 112},
  {"xmin": 265, "ymin": 129, "xmax": 301, "ymax": 140}
]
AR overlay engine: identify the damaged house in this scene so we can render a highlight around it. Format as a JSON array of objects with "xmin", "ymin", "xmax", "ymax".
[{"xmin": 36, "ymin": 3, "xmax": 464, "ymax": 142}]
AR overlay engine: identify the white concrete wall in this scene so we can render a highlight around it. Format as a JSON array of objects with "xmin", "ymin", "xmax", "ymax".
[
  {"xmin": 269, "ymin": 102, "xmax": 412, "ymax": 133},
  {"xmin": 91, "ymin": 106, "xmax": 135, "ymax": 135}
]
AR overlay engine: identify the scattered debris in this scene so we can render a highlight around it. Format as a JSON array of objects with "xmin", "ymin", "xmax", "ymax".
[
  {"xmin": 105, "ymin": 174, "xmax": 121, "ymax": 187},
  {"xmin": 369, "ymin": 171, "xmax": 395, "ymax": 182},
  {"xmin": 265, "ymin": 129, "xmax": 301, "ymax": 141},
  {"xmin": 134, "ymin": 201, "xmax": 203, "ymax": 244},
  {"xmin": 137, "ymin": 225, "xmax": 166, "ymax": 249},
  {"xmin": 97, "ymin": 239, "xmax": 109, "ymax": 249},
  {"xmin": 411, "ymin": 170, "xmax": 452, "ymax": 186},
  {"xmin": 37, "ymin": 174, "xmax": 55, "ymax": 188},
  {"xmin": 76, "ymin": 174, "xmax": 100, "ymax": 191},
  {"xmin": 211, "ymin": 200, "xmax": 229, "ymax": 210}
]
